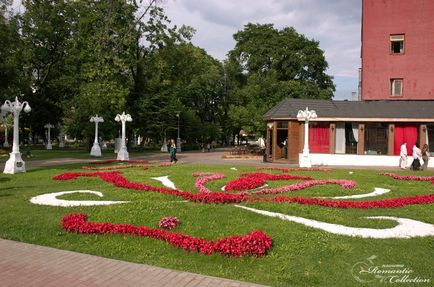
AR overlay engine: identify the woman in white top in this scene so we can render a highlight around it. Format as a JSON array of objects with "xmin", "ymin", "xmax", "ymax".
[{"xmin": 411, "ymin": 142, "xmax": 422, "ymax": 170}]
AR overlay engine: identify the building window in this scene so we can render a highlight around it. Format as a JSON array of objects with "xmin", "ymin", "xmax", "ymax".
[
  {"xmin": 365, "ymin": 123, "xmax": 388, "ymax": 155},
  {"xmin": 390, "ymin": 79, "xmax": 403, "ymax": 96},
  {"xmin": 390, "ymin": 34, "xmax": 404, "ymax": 54}
]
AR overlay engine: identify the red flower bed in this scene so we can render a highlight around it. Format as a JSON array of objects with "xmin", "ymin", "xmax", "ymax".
[
  {"xmin": 193, "ymin": 172, "xmax": 225, "ymax": 193},
  {"xmin": 61, "ymin": 213, "xmax": 272, "ymax": 257},
  {"xmin": 251, "ymin": 179, "xmax": 356, "ymax": 195},
  {"xmin": 52, "ymin": 171, "xmax": 434, "ymax": 208},
  {"xmin": 90, "ymin": 159, "xmax": 148, "ymax": 165},
  {"xmin": 380, "ymin": 172, "xmax": 434, "ymax": 183},
  {"xmin": 53, "ymin": 171, "xmax": 248, "ymax": 204},
  {"xmin": 159, "ymin": 217, "xmax": 180, "ymax": 229},
  {"xmin": 256, "ymin": 167, "xmax": 331, "ymax": 173},
  {"xmin": 252, "ymin": 194, "xmax": 434, "ymax": 208},
  {"xmin": 225, "ymin": 177, "xmax": 265, "ymax": 191},
  {"xmin": 225, "ymin": 172, "xmax": 312, "ymax": 191}
]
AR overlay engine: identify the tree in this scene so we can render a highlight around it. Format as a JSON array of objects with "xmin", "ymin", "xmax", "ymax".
[
  {"xmin": 0, "ymin": 1, "xmax": 29, "ymax": 102},
  {"xmin": 19, "ymin": 0, "xmax": 73, "ymax": 140},
  {"xmin": 227, "ymin": 23, "xmax": 335, "ymax": 135},
  {"xmin": 62, "ymin": 0, "xmax": 138, "ymax": 143}
]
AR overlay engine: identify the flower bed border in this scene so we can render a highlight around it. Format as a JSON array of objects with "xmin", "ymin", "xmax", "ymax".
[
  {"xmin": 61, "ymin": 213, "xmax": 271, "ymax": 257},
  {"xmin": 52, "ymin": 171, "xmax": 434, "ymax": 208}
]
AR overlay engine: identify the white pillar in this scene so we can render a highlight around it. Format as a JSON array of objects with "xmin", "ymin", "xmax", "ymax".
[
  {"xmin": 90, "ymin": 115, "xmax": 104, "ymax": 157},
  {"xmin": 115, "ymin": 112, "xmax": 132, "ymax": 161},
  {"xmin": 297, "ymin": 107, "xmax": 317, "ymax": 168},
  {"xmin": 3, "ymin": 125, "xmax": 9, "ymax": 147},
  {"xmin": 2, "ymin": 96, "xmax": 31, "ymax": 174},
  {"xmin": 303, "ymin": 120, "xmax": 309, "ymax": 154},
  {"xmin": 58, "ymin": 127, "xmax": 65, "ymax": 148},
  {"xmin": 44, "ymin": 124, "xmax": 54, "ymax": 150},
  {"xmin": 12, "ymin": 113, "xmax": 19, "ymax": 153}
]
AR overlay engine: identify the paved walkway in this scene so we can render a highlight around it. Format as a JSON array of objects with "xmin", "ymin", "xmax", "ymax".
[{"xmin": 0, "ymin": 239, "xmax": 267, "ymax": 287}]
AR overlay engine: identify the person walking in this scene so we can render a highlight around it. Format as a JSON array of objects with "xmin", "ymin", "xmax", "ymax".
[
  {"xmin": 421, "ymin": 144, "xmax": 430, "ymax": 170},
  {"xmin": 169, "ymin": 139, "xmax": 178, "ymax": 164},
  {"xmin": 411, "ymin": 142, "xmax": 422, "ymax": 170},
  {"xmin": 399, "ymin": 141, "xmax": 408, "ymax": 169}
]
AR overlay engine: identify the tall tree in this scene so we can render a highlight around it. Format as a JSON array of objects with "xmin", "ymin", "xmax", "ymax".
[
  {"xmin": 0, "ymin": 0, "xmax": 28, "ymax": 102},
  {"xmin": 63, "ymin": 0, "xmax": 138, "ymax": 142},
  {"xmin": 19, "ymin": 0, "xmax": 72, "ymax": 140},
  {"xmin": 227, "ymin": 23, "xmax": 335, "ymax": 135}
]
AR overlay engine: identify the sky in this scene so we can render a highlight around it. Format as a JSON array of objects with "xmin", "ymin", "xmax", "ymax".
[
  {"xmin": 162, "ymin": 0, "xmax": 362, "ymax": 100},
  {"xmin": 11, "ymin": 0, "xmax": 362, "ymax": 100}
]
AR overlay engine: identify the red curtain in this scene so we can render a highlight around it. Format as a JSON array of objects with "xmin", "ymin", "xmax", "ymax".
[
  {"xmin": 309, "ymin": 124, "xmax": 329, "ymax": 153},
  {"xmin": 394, "ymin": 125, "xmax": 418, "ymax": 155}
]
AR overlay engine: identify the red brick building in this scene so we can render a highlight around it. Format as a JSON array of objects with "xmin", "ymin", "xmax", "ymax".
[
  {"xmin": 263, "ymin": 0, "xmax": 434, "ymax": 167},
  {"xmin": 361, "ymin": 0, "xmax": 434, "ymax": 100}
]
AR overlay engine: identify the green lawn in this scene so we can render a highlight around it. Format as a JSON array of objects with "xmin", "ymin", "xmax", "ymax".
[
  {"xmin": 0, "ymin": 162, "xmax": 433, "ymax": 286},
  {"xmin": 0, "ymin": 147, "xmax": 157, "ymax": 162}
]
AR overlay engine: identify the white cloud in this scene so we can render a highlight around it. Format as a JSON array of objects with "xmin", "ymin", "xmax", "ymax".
[{"xmin": 165, "ymin": 0, "xmax": 362, "ymax": 99}]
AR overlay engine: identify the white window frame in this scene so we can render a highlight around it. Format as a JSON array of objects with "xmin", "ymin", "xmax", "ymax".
[
  {"xmin": 390, "ymin": 34, "xmax": 405, "ymax": 54},
  {"xmin": 390, "ymin": 79, "xmax": 403, "ymax": 97}
]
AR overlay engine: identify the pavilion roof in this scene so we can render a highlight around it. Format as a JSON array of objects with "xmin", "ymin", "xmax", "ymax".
[{"xmin": 263, "ymin": 98, "xmax": 434, "ymax": 122}]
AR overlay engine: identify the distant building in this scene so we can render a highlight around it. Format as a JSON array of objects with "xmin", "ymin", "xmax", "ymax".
[
  {"xmin": 361, "ymin": 0, "xmax": 434, "ymax": 100},
  {"xmin": 263, "ymin": 0, "xmax": 434, "ymax": 167}
]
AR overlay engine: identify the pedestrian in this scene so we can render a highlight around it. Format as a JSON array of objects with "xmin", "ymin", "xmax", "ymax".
[
  {"xmin": 207, "ymin": 143, "xmax": 211, "ymax": 152},
  {"xmin": 421, "ymin": 144, "xmax": 430, "ymax": 170},
  {"xmin": 169, "ymin": 139, "xmax": 178, "ymax": 164},
  {"xmin": 399, "ymin": 141, "xmax": 408, "ymax": 169},
  {"xmin": 411, "ymin": 142, "xmax": 422, "ymax": 170}
]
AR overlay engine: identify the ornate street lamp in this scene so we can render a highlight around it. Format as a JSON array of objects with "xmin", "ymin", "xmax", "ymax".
[
  {"xmin": 115, "ymin": 112, "xmax": 132, "ymax": 161},
  {"xmin": 44, "ymin": 123, "xmax": 54, "ymax": 150},
  {"xmin": 58, "ymin": 125, "xmax": 65, "ymax": 148},
  {"xmin": 176, "ymin": 112, "xmax": 181, "ymax": 153},
  {"xmin": 3, "ymin": 123, "xmax": 9, "ymax": 148},
  {"xmin": 90, "ymin": 115, "xmax": 104, "ymax": 157},
  {"xmin": 1, "ymin": 96, "xmax": 31, "ymax": 174},
  {"xmin": 297, "ymin": 107, "xmax": 317, "ymax": 168}
]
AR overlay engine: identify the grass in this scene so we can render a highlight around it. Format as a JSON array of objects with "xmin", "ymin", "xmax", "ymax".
[
  {"xmin": 0, "ymin": 147, "xmax": 157, "ymax": 162},
  {"xmin": 0, "ymin": 161, "xmax": 433, "ymax": 286}
]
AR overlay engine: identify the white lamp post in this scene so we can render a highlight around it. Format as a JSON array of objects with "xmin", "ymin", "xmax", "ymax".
[
  {"xmin": 90, "ymin": 115, "xmax": 104, "ymax": 157},
  {"xmin": 58, "ymin": 126, "xmax": 65, "ymax": 148},
  {"xmin": 3, "ymin": 123, "xmax": 9, "ymax": 147},
  {"xmin": 176, "ymin": 112, "xmax": 181, "ymax": 153},
  {"xmin": 297, "ymin": 107, "xmax": 317, "ymax": 168},
  {"xmin": 1, "ymin": 96, "xmax": 31, "ymax": 174},
  {"xmin": 44, "ymin": 123, "xmax": 54, "ymax": 150},
  {"xmin": 115, "ymin": 112, "xmax": 132, "ymax": 161}
]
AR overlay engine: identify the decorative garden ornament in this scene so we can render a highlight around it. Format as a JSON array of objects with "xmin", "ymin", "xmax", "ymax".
[
  {"xmin": 90, "ymin": 115, "xmax": 104, "ymax": 157},
  {"xmin": 44, "ymin": 123, "xmax": 54, "ymax": 150},
  {"xmin": 2, "ymin": 123, "xmax": 9, "ymax": 147},
  {"xmin": 297, "ymin": 107, "xmax": 317, "ymax": 168},
  {"xmin": 58, "ymin": 125, "xmax": 65, "ymax": 148},
  {"xmin": 1, "ymin": 96, "xmax": 31, "ymax": 174},
  {"xmin": 115, "ymin": 112, "xmax": 132, "ymax": 161}
]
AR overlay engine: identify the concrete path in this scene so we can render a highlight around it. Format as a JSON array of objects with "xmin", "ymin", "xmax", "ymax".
[{"xmin": 0, "ymin": 239, "xmax": 267, "ymax": 287}]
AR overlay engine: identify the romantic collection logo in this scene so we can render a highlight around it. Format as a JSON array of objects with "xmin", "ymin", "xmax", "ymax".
[{"xmin": 351, "ymin": 255, "xmax": 431, "ymax": 284}]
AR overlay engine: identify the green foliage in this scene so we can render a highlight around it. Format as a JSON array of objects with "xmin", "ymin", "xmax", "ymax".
[
  {"xmin": 0, "ymin": 5, "xmax": 28, "ymax": 101},
  {"xmin": 1, "ymin": 3, "xmax": 337, "ymax": 147},
  {"xmin": 227, "ymin": 23, "xmax": 336, "ymax": 135}
]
